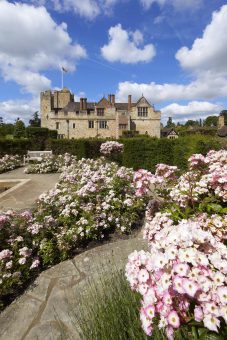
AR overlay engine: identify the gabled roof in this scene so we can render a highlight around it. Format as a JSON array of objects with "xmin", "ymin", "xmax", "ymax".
[
  {"xmin": 135, "ymin": 95, "xmax": 152, "ymax": 107},
  {"xmin": 161, "ymin": 128, "xmax": 178, "ymax": 136},
  {"xmin": 63, "ymin": 102, "xmax": 95, "ymax": 113}
]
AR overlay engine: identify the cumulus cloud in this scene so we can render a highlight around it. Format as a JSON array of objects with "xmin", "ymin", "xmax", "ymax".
[
  {"xmin": 0, "ymin": 1, "xmax": 87, "ymax": 94},
  {"xmin": 116, "ymin": 74, "xmax": 227, "ymax": 104},
  {"xmin": 140, "ymin": 0, "xmax": 203, "ymax": 11},
  {"xmin": 0, "ymin": 97, "xmax": 39, "ymax": 123},
  {"xmin": 28, "ymin": 0, "xmax": 120, "ymax": 19},
  {"xmin": 176, "ymin": 5, "xmax": 227, "ymax": 76},
  {"xmin": 101, "ymin": 24, "xmax": 156, "ymax": 63},
  {"xmin": 161, "ymin": 101, "xmax": 223, "ymax": 122}
]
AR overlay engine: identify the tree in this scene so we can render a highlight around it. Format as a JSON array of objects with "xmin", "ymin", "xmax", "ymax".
[
  {"xmin": 166, "ymin": 117, "xmax": 175, "ymax": 128},
  {"xmin": 0, "ymin": 116, "xmax": 3, "ymax": 125},
  {"xmin": 204, "ymin": 115, "xmax": 218, "ymax": 127},
  {"xmin": 29, "ymin": 111, "xmax": 41, "ymax": 127},
  {"xmin": 13, "ymin": 118, "xmax": 26, "ymax": 138},
  {"xmin": 184, "ymin": 120, "xmax": 200, "ymax": 127}
]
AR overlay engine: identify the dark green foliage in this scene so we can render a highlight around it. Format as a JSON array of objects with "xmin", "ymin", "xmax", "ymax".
[
  {"xmin": 29, "ymin": 111, "xmax": 41, "ymax": 127},
  {"xmin": 13, "ymin": 119, "xmax": 26, "ymax": 139},
  {"xmin": 26, "ymin": 127, "xmax": 57, "ymax": 150},
  {"xmin": 0, "ymin": 123, "xmax": 14, "ymax": 137},
  {"xmin": 122, "ymin": 130, "xmax": 139, "ymax": 137},
  {"xmin": 0, "ymin": 139, "xmax": 31, "ymax": 156},
  {"xmin": 204, "ymin": 115, "xmax": 218, "ymax": 127}
]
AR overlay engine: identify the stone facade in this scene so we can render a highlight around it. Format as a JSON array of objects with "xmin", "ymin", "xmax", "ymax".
[{"xmin": 41, "ymin": 88, "xmax": 161, "ymax": 139}]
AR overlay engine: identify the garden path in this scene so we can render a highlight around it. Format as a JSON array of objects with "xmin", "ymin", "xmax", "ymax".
[
  {"xmin": 0, "ymin": 167, "xmax": 60, "ymax": 212},
  {"xmin": 0, "ymin": 235, "xmax": 147, "ymax": 340}
]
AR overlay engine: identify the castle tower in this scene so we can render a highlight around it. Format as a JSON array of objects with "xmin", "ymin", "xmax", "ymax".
[
  {"xmin": 218, "ymin": 114, "xmax": 225, "ymax": 128},
  {"xmin": 40, "ymin": 90, "xmax": 53, "ymax": 128}
]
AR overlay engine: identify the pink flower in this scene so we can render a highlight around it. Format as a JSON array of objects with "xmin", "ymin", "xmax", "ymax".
[
  {"xmin": 194, "ymin": 306, "xmax": 203, "ymax": 322},
  {"xmin": 167, "ymin": 310, "xmax": 180, "ymax": 329},
  {"xmin": 144, "ymin": 305, "xmax": 155, "ymax": 320},
  {"xmin": 217, "ymin": 286, "xmax": 227, "ymax": 305},
  {"xmin": 30, "ymin": 258, "xmax": 40, "ymax": 269},
  {"xmin": 173, "ymin": 276, "xmax": 184, "ymax": 294},
  {"xmin": 203, "ymin": 314, "xmax": 220, "ymax": 332},
  {"xmin": 166, "ymin": 326, "xmax": 174, "ymax": 340},
  {"xmin": 173, "ymin": 263, "xmax": 190, "ymax": 277},
  {"xmin": 182, "ymin": 278, "xmax": 199, "ymax": 297},
  {"xmin": 138, "ymin": 269, "xmax": 149, "ymax": 283},
  {"xmin": 18, "ymin": 258, "xmax": 26, "ymax": 265},
  {"xmin": 0, "ymin": 249, "xmax": 12, "ymax": 261},
  {"xmin": 163, "ymin": 292, "xmax": 172, "ymax": 305}
]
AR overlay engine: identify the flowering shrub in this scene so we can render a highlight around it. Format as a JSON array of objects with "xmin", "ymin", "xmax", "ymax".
[
  {"xmin": 0, "ymin": 154, "xmax": 21, "ymax": 173},
  {"xmin": 100, "ymin": 141, "xmax": 124, "ymax": 155},
  {"xmin": 126, "ymin": 150, "xmax": 227, "ymax": 339},
  {"xmin": 0, "ymin": 157, "xmax": 147, "ymax": 309},
  {"xmin": 24, "ymin": 153, "xmax": 77, "ymax": 173}
]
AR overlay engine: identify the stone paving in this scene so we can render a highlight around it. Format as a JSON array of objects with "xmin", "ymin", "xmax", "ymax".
[
  {"xmin": 0, "ymin": 236, "xmax": 147, "ymax": 340},
  {"xmin": 0, "ymin": 167, "xmax": 60, "ymax": 212}
]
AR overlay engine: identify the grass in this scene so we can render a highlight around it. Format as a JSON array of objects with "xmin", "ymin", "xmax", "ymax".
[{"xmin": 64, "ymin": 267, "xmax": 166, "ymax": 340}]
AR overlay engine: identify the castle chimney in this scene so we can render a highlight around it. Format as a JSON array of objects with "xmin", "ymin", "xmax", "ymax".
[
  {"xmin": 83, "ymin": 98, "xmax": 87, "ymax": 110},
  {"xmin": 80, "ymin": 98, "xmax": 83, "ymax": 111},
  {"xmin": 112, "ymin": 94, "xmax": 115, "ymax": 105},
  {"xmin": 128, "ymin": 95, "xmax": 132, "ymax": 111},
  {"xmin": 218, "ymin": 115, "xmax": 225, "ymax": 128}
]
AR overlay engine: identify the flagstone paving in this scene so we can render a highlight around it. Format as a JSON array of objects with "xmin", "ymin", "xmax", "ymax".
[
  {"xmin": 0, "ymin": 236, "xmax": 147, "ymax": 340},
  {"xmin": 0, "ymin": 167, "xmax": 60, "ymax": 212}
]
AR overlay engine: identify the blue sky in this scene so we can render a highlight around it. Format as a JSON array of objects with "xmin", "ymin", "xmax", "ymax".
[{"xmin": 0, "ymin": 0, "xmax": 227, "ymax": 124}]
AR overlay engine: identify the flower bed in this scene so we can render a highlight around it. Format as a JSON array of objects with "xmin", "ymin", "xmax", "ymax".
[
  {"xmin": 0, "ymin": 157, "xmax": 147, "ymax": 310},
  {"xmin": 24, "ymin": 153, "xmax": 77, "ymax": 173},
  {"xmin": 0, "ymin": 155, "xmax": 21, "ymax": 173},
  {"xmin": 126, "ymin": 150, "xmax": 227, "ymax": 339}
]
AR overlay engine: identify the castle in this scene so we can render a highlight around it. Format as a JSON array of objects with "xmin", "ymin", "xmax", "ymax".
[{"xmin": 40, "ymin": 88, "xmax": 161, "ymax": 139}]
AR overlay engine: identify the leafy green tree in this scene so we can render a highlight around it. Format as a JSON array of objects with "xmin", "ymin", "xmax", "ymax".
[
  {"xmin": 166, "ymin": 117, "xmax": 175, "ymax": 128},
  {"xmin": 204, "ymin": 115, "xmax": 218, "ymax": 127},
  {"xmin": 184, "ymin": 120, "xmax": 200, "ymax": 127},
  {"xmin": 13, "ymin": 118, "xmax": 26, "ymax": 139},
  {"xmin": 29, "ymin": 111, "xmax": 41, "ymax": 127}
]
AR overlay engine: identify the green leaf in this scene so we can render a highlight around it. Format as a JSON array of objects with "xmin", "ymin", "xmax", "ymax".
[{"xmin": 207, "ymin": 203, "xmax": 223, "ymax": 213}]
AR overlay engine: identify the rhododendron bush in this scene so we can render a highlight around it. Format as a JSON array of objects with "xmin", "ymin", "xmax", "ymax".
[
  {"xmin": 0, "ymin": 154, "xmax": 21, "ymax": 173},
  {"xmin": 0, "ymin": 157, "xmax": 147, "ymax": 309},
  {"xmin": 126, "ymin": 150, "xmax": 227, "ymax": 339},
  {"xmin": 100, "ymin": 141, "xmax": 124, "ymax": 155},
  {"xmin": 24, "ymin": 153, "xmax": 77, "ymax": 173}
]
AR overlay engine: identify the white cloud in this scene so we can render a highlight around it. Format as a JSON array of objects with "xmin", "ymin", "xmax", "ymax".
[
  {"xmin": 116, "ymin": 74, "xmax": 227, "ymax": 104},
  {"xmin": 0, "ymin": 97, "xmax": 39, "ymax": 123},
  {"xmin": 161, "ymin": 101, "xmax": 223, "ymax": 122},
  {"xmin": 140, "ymin": 0, "xmax": 202, "ymax": 11},
  {"xmin": 29, "ymin": 0, "xmax": 120, "ymax": 19},
  {"xmin": 101, "ymin": 24, "xmax": 156, "ymax": 64},
  {"xmin": 0, "ymin": 1, "xmax": 87, "ymax": 94},
  {"xmin": 176, "ymin": 5, "xmax": 227, "ymax": 76}
]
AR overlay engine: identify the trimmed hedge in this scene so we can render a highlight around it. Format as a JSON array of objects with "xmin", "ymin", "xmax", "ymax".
[
  {"xmin": 26, "ymin": 127, "xmax": 57, "ymax": 150},
  {"xmin": 0, "ymin": 134, "xmax": 225, "ymax": 172},
  {"xmin": 0, "ymin": 139, "xmax": 32, "ymax": 156}
]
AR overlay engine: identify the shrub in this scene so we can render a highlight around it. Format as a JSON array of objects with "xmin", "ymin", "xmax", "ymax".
[
  {"xmin": 126, "ymin": 150, "xmax": 227, "ymax": 339},
  {"xmin": 26, "ymin": 127, "xmax": 57, "ymax": 150},
  {"xmin": 0, "ymin": 139, "xmax": 31, "ymax": 156},
  {"xmin": 0, "ymin": 155, "xmax": 22, "ymax": 173}
]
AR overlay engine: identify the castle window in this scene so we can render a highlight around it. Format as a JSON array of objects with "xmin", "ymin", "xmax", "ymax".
[
  {"xmin": 56, "ymin": 122, "xmax": 60, "ymax": 129},
  {"xmin": 88, "ymin": 120, "xmax": 94, "ymax": 129},
  {"xmin": 99, "ymin": 120, "xmax": 107, "ymax": 129},
  {"xmin": 73, "ymin": 123, "xmax": 76, "ymax": 129},
  {"xmin": 138, "ymin": 107, "xmax": 148, "ymax": 117},
  {"xmin": 119, "ymin": 124, "xmax": 127, "ymax": 129},
  {"xmin": 97, "ymin": 108, "xmax": 104, "ymax": 116}
]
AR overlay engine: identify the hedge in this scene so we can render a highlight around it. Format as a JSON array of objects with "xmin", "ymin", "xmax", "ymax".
[
  {"xmin": 0, "ymin": 134, "xmax": 225, "ymax": 172},
  {"xmin": 26, "ymin": 127, "xmax": 57, "ymax": 150}
]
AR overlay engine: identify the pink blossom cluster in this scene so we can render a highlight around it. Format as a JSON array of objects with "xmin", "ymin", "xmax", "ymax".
[
  {"xmin": 126, "ymin": 219, "xmax": 227, "ymax": 339},
  {"xmin": 133, "ymin": 164, "xmax": 179, "ymax": 197},
  {"xmin": 100, "ymin": 141, "xmax": 124, "ymax": 155},
  {"xmin": 133, "ymin": 169, "xmax": 156, "ymax": 196},
  {"xmin": 170, "ymin": 150, "xmax": 227, "ymax": 206},
  {"xmin": 24, "ymin": 153, "xmax": 77, "ymax": 174},
  {"xmin": 0, "ymin": 154, "xmax": 21, "ymax": 173}
]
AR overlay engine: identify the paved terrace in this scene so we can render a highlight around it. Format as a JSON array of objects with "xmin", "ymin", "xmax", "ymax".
[
  {"xmin": 0, "ymin": 236, "xmax": 147, "ymax": 340},
  {"xmin": 0, "ymin": 167, "xmax": 60, "ymax": 212}
]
